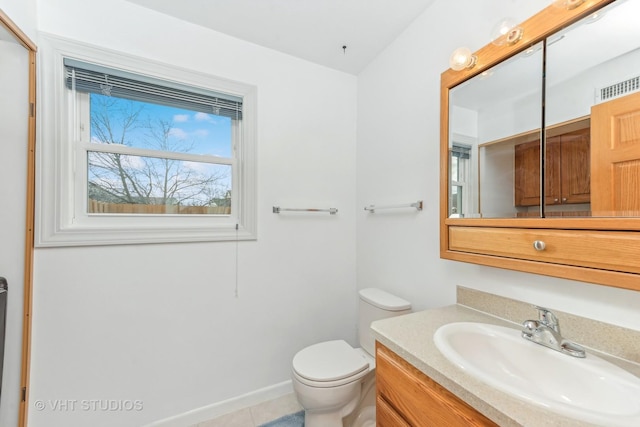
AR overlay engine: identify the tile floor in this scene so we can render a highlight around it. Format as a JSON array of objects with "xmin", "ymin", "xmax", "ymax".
[{"xmin": 192, "ymin": 393, "xmax": 303, "ymax": 427}]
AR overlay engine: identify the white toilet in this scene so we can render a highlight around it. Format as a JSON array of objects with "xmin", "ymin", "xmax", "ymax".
[{"xmin": 291, "ymin": 288, "xmax": 411, "ymax": 427}]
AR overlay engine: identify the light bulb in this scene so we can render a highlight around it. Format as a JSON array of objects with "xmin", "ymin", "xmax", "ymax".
[
  {"xmin": 449, "ymin": 47, "xmax": 477, "ymax": 71},
  {"xmin": 491, "ymin": 18, "xmax": 523, "ymax": 46}
]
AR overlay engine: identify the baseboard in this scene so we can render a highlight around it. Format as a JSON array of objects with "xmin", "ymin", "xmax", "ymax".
[{"xmin": 143, "ymin": 380, "xmax": 294, "ymax": 427}]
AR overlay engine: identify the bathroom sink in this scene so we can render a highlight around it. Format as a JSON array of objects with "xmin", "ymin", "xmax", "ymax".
[{"xmin": 433, "ymin": 322, "xmax": 640, "ymax": 426}]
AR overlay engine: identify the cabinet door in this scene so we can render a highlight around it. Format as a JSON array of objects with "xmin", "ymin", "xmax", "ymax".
[
  {"xmin": 376, "ymin": 342, "xmax": 498, "ymax": 427},
  {"xmin": 515, "ymin": 129, "xmax": 590, "ymax": 208},
  {"xmin": 515, "ymin": 140, "xmax": 542, "ymax": 206},
  {"xmin": 559, "ymin": 128, "xmax": 590, "ymax": 204},
  {"xmin": 515, "ymin": 139, "xmax": 560, "ymax": 207},
  {"xmin": 545, "ymin": 137, "xmax": 562, "ymax": 205}
]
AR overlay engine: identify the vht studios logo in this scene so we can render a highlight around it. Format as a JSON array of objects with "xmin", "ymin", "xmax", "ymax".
[{"xmin": 34, "ymin": 399, "xmax": 144, "ymax": 412}]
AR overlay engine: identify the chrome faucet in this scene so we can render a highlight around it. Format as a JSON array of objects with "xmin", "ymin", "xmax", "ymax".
[{"xmin": 521, "ymin": 306, "xmax": 586, "ymax": 358}]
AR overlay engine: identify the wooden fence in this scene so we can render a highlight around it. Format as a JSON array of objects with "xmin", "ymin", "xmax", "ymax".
[{"xmin": 89, "ymin": 199, "xmax": 231, "ymax": 215}]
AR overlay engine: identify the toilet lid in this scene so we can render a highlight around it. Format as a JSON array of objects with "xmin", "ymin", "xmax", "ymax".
[{"xmin": 292, "ymin": 340, "xmax": 369, "ymax": 382}]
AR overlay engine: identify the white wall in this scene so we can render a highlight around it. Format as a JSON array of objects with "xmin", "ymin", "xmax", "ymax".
[
  {"xmin": 30, "ymin": 1, "xmax": 357, "ymax": 426},
  {"xmin": 0, "ymin": 0, "xmax": 37, "ymax": 41},
  {"xmin": 480, "ymin": 142, "xmax": 516, "ymax": 216},
  {"xmin": 356, "ymin": 0, "xmax": 640, "ymax": 329},
  {"xmin": 547, "ymin": 48, "xmax": 640, "ymax": 125}
]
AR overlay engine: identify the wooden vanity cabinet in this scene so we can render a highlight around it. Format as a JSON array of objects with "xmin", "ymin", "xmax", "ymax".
[
  {"xmin": 376, "ymin": 342, "xmax": 498, "ymax": 427},
  {"xmin": 514, "ymin": 128, "xmax": 590, "ymax": 207}
]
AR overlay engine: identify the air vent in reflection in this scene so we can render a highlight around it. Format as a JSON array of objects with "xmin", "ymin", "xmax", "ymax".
[{"xmin": 597, "ymin": 76, "xmax": 640, "ymax": 103}]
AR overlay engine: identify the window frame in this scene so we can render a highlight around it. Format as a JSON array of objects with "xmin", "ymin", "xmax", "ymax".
[
  {"xmin": 449, "ymin": 139, "xmax": 475, "ymax": 217},
  {"xmin": 36, "ymin": 34, "xmax": 257, "ymax": 246}
]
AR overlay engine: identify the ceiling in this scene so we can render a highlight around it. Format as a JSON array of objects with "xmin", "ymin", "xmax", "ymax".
[{"xmin": 126, "ymin": 0, "xmax": 438, "ymax": 75}]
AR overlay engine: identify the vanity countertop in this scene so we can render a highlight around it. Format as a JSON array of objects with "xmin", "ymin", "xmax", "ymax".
[{"xmin": 370, "ymin": 303, "xmax": 640, "ymax": 427}]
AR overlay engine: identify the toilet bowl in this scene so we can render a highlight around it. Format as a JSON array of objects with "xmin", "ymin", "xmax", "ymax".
[
  {"xmin": 291, "ymin": 288, "xmax": 411, "ymax": 427},
  {"xmin": 352, "ymin": 405, "xmax": 376, "ymax": 427}
]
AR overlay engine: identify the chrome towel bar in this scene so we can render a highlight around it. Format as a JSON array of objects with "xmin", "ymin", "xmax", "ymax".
[
  {"xmin": 273, "ymin": 206, "xmax": 338, "ymax": 215},
  {"xmin": 364, "ymin": 200, "xmax": 423, "ymax": 213}
]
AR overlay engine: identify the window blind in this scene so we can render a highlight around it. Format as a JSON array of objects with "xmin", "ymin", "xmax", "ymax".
[
  {"xmin": 64, "ymin": 58, "xmax": 242, "ymax": 119},
  {"xmin": 451, "ymin": 143, "xmax": 471, "ymax": 159}
]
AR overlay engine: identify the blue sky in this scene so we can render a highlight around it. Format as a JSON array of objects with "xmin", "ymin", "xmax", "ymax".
[
  {"xmin": 88, "ymin": 94, "xmax": 234, "ymax": 205},
  {"xmin": 90, "ymin": 94, "xmax": 233, "ymax": 158}
]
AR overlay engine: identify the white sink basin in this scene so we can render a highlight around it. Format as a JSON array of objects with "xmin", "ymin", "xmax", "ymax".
[{"xmin": 434, "ymin": 322, "xmax": 640, "ymax": 426}]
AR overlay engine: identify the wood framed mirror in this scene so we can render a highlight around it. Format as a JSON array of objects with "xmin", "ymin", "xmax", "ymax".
[
  {"xmin": 0, "ymin": 8, "xmax": 36, "ymax": 427},
  {"xmin": 440, "ymin": 0, "xmax": 640, "ymax": 291}
]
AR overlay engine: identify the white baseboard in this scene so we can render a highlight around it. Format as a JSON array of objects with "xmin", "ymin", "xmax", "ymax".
[{"xmin": 143, "ymin": 380, "xmax": 294, "ymax": 427}]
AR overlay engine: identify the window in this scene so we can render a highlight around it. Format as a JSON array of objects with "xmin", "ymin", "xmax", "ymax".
[
  {"xmin": 36, "ymin": 36, "xmax": 257, "ymax": 246},
  {"xmin": 67, "ymin": 59, "xmax": 239, "ymax": 216},
  {"xmin": 450, "ymin": 143, "xmax": 471, "ymax": 216}
]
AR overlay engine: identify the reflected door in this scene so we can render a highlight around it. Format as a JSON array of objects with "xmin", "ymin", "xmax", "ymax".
[{"xmin": 591, "ymin": 91, "xmax": 640, "ymax": 215}]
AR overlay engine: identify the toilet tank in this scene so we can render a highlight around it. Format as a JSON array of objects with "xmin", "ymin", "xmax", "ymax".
[{"xmin": 358, "ymin": 288, "xmax": 411, "ymax": 356}]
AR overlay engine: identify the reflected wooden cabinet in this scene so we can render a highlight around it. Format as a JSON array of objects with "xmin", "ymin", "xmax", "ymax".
[
  {"xmin": 376, "ymin": 342, "xmax": 498, "ymax": 427},
  {"xmin": 555, "ymin": 128, "xmax": 591, "ymax": 205},
  {"xmin": 514, "ymin": 139, "xmax": 542, "ymax": 207},
  {"xmin": 514, "ymin": 128, "xmax": 590, "ymax": 207}
]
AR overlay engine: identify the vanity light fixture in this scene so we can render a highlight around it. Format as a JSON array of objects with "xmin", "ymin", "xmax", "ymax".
[
  {"xmin": 490, "ymin": 18, "xmax": 524, "ymax": 46},
  {"xmin": 552, "ymin": 0, "xmax": 585, "ymax": 10},
  {"xmin": 505, "ymin": 27, "xmax": 524, "ymax": 45},
  {"xmin": 449, "ymin": 47, "xmax": 477, "ymax": 71}
]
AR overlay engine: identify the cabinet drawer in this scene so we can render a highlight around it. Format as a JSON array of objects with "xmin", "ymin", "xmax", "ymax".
[
  {"xmin": 376, "ymin": 396, "xmax": 411, "ymax": 427},
  {"xmin": 449, "ymin": 226, "xmax": 640, "ymax": 274},
  {"xmin": 376, "ymin": 343, "xmax": 497, "ymax": 427}
]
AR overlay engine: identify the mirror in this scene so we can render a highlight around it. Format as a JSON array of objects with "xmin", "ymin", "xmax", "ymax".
[
  {"xmin": 449, "ymin": 43, "xmax": 543, "ymax": 218},
  {"xmin": 0, "ymin": 10, "xmax": 36, "ymax": 427},
  {"xmin": 546, "ymin": 0, "xmax": 640, "ymax": 217},
  {"xmin": 448, "ymin": 0, "xmax": 640, "ymax": 218}
]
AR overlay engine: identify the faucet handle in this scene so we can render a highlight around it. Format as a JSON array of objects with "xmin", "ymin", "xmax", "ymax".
[
  {"xmin": 521, "ymin": 319, "xmax": 539, "ymax": 337},
  {"xmin": 534, "ymin": 306, "xmax": 560, "ymax": 333}
]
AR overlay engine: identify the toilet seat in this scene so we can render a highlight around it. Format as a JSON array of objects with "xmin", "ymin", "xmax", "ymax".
[{"xmin": 292, "ymin": 340, "xmax": 370, "ymax": 388}]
